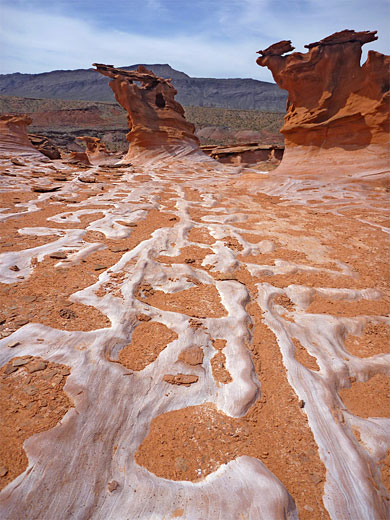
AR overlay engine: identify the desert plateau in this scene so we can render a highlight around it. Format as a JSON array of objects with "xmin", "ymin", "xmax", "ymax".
[{"xmin": 0, "ymin": 21, "xmax": 389, "ymax": 520}]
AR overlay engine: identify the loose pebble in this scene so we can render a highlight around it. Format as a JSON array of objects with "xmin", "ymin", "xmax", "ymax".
[{"xmin": 7, "ymin": 341, "xmax": 20, "ymax": 348}]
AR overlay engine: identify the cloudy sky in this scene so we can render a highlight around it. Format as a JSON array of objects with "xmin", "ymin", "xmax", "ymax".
[{"xmin": 1, "ymin": 0, "xmax": 389, "ymax": 81}]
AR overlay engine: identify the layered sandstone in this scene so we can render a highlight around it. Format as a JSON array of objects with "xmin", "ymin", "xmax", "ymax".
[
  {"xmin": 28, "ymin": 134, "xmax": 61, "ymax": 160},
  {"xmin": 257, "ymin": 30, "xmax": 390, "ymax": 175},
  {"xmin": 93, "ymin": 64, "xmax": 208, "ymax": 164},
  {"xmin": 0, "ymin": 115, "xmax": 44, "ymax": 157}
]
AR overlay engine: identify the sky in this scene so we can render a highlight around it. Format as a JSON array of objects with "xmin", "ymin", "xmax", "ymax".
[{"xmin": 0, "ymin": 0, "xmax": 389, "ymax": 82}]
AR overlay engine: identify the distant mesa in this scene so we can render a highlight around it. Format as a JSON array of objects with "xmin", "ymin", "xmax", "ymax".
[
  {"xmin": 257, "ymin": 29, "xmax": 390, "ymax": 176},
  {"xmin": 0, "ymin": 64, "xmax": 287, "ymax": 112},
  {"xmin": 93, "ymin": 63, "xmax": 211, "ymax": 164}
]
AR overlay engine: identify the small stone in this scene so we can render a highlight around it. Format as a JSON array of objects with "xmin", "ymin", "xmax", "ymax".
[
  {"xmin": 175, "ymin": 457, "xmax": 188, "ymax": 472},
  {"xmin": 7, "ymin": 341, "xmax": 20, "ymax": 348},
  {"xmin": 109, "ymin": 246, "xmax": 129, "ymax": 253},
  {"xmin": 14, "ymin": 319, "xmax": 29, "ymax": 327},
  {"xmin": 27, "ymin": 360, "xmax": 47, "ymax": 373},
  {"xmin": 137, "ymin": 314, "xmax": 151, "ymax": 322},
  {"xmin": 0, "ymin": 466, "xmax": 8, "ymax": 477},
  {"xmin": 4, "ymin": 364, "xmax": 18, "ymax": 375},
  {"xmin": 32, "ymin": 186, "xmax": 61, "ymax": 193},
  {"xmin": 49, "ymin": 252, "xmax": 67, "ymax": 259},
  {"xmin": 184, "ymin": 258, "xmax": 195, "ymax": 264},
  {"xmin": 169, "ymin": 217, "xmax": 177, "ymax": 221},
  {"xmin": 24, "ymin": 385, "xmax": 37, "ymax": 396},
  {"xmin": 107, "ymin": 480, "xmax": 119, "ymax": 493},
  {"xmin": 41, "ymin": 369, "xmax": 57, "ymax": 381},
  {"xmin": 120, "ymin": 222, "xmax": 137, "ymax": 227},
  {"xmin": 9, "ymin": 265, "xmax": 20, "ymax": 272},
  {"xmin": 78, "ymin": 175, "xmax": 96, "ymax": 183},
  {"xmin": 178, "ymin": 347, "xmax": 204, "ymax": 366},
  {"xmin": 94, "ymin": 264, "xmax": 107, "ymax": 271},
  {"xmin": 163, "ymin": 374, "xmax": 199, "ymax": 387},
  {"xmin": 52, "ymin": 374, "xmax": 63, "ymax": 385},
  {"xmin": 54, "ymin": 176, "xmax": 69, "ymax": 181},
  {"xmin": 309, "ymin": 473, "xmax": 323, "ymax": 485},
  {"xmin": 22, "ymin": 295, "xmax": 37, "ymax": 303},
  {"xmin": 12, "ymin": 358, "xmax": 31, "ymax": 367},
  {"xmin": 10, "ymin": 158, "xmax": 25, "ymax": 166},
  {"xmin": 298, "ymin": 400, "xmax": 305, "ymax": 408},
  {"xmin": 59, "ymin": 308, "xmax": 77, "ymax": 319}
]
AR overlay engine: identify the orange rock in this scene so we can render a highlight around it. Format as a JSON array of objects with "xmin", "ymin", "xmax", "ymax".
[
  {"xmin": 93, "ymin": 64, "xmax": 208, "ymax": 165},
  {"xmin": 178, "ymin": 346, "xmax": 204, "ymax": 366},
  {"xmin": 28, "ymin": 134, "xmax": 61, "ymax": 159},
  {"xmin": 0, "ymin": 115, "xmax": 45, "ymax": 157},
  {"xmin": 256, "ymin": 30, "xmax": 390, "ymax": 176},
  {"xmin": 76, "ymin": 136, "xmax": 112, "ymax": 165},
  {"xmin": 68, "ymin": 151, "xmax": 92, "ymax": 165},
  {"xmin": 163, "ymin": 374, "xmax": 199, "ymax": 386}
]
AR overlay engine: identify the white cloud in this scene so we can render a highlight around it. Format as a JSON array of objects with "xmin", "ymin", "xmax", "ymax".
[
  {"xmin": 0, "ymin": 5, "xmax": 275, "ymax": 81},
  {"xmin": 0, "ymin": 1, "xmax": 388, "ymax": 80}
]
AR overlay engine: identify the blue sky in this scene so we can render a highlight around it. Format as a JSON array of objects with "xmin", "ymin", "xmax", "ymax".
[{"xmin": 0, "ymin": 0, "xmax": 389, "ymax": 81}]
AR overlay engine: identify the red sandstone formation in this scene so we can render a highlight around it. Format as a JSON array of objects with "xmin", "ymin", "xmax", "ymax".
[
  {"xmin": 0, "ymin": 115, "xmax": 44, "ymax": 157},
  {"xmin": 202, "ymin": 143, "xmax": 283, "ymax": 166},
  {"xmin": 28, "ymin": 134, "xmax": 61, "ymax": 160},
  {"xmin": 68, "ymin": 151, "xmax": 91, "ymax": 165},
  {"xmin": 257, "ymin": 30, "xmax": 390, "ymax": 176},
  {"xmin": 93, "ymin": 64, "xmax": 207, "ymax": 164},
  {"xmin": 76, "ymin": 136, "xmax": 111, "ymax": 165}
]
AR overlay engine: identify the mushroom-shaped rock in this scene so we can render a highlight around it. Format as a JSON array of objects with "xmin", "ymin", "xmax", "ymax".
[
  {"xmin": 76, "ymin": 136, "xmax": 112, "ymax": 165},
  {"xmin": 93, "ymin": 63, "xmax": 211, "ymax": 165},
  {"xmin": 256, "ymin": 29, "xmax": 390, "ymax": 176},
  {"xmin": 0, "ymin": 115, "xmax": 45, "ymax": 158}
]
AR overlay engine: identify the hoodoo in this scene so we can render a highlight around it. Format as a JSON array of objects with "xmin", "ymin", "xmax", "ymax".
[
  {"xmin": 0, "ymin": 115, "xmax": 45, "ymax": 158},
  {"xmin": 76, "ymin": 136, "xmax": 112, "ymax": 165},
  {"xmin": 93, "ymin": 63, "xmax": 208, "ymax": 165},
  {"xmin": 257, "ymin": 30, "xmax": 390, "ymax": 176}
]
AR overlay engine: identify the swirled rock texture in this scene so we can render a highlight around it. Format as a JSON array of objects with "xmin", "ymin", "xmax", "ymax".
[
  {"xmin": 257, "ymin": 30, "xmax": 390, "ymax": 176},
  {"xmin": 93, "ymin": 64, "xmax": 208, "ymax": 165},
  {"xmin": 0, "ymin": 115, "xmax": 44, "ymax": 157}
]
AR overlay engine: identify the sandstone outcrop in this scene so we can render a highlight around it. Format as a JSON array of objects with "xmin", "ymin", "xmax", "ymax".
[
  {"xmin": 76, "ymin": 136, "xmax": 112, "ymax": 165},
  {"xmin": 257, "ymin": 30, "xmax": 390, "ymax": 176},
  {"xmin": 68, "ymin": 151, "xmax": 92, "ymax": 165},
  {"xmin": 202, "ymin": 143, "xmax": 283, "ymax": 166},
  {"xmin": 93, "ymin": 64, "xmax": 209, "ymax": 164},
  {"xmin": 28, "ymin": 134, "xmax": 61, "ymax": 160},
  {"xmin": 0, "ymin": 115, "xmax": 44, "ymax": 157}
]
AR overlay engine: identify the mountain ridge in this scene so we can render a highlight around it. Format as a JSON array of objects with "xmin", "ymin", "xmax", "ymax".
[{"xmin": 0, "ymin": 64, "xmax": 287, "ymax": 112}]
